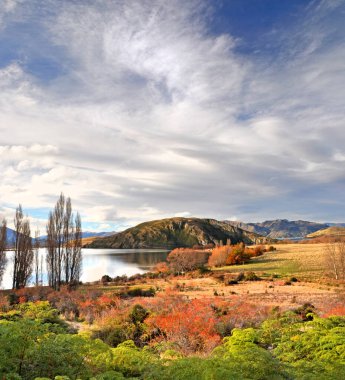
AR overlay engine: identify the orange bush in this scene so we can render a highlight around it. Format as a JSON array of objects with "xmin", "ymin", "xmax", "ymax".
[
  {"xmin": 208, "ymin": 246, "xmax": 231, "ymax": 267},
  {"xmin": 225, "ymin": 243, "xmax": 250, "ymax": 265},
  {"xmin": 146, "ymin": 298, "xmax": 221, "ymax": 354},
  {"xmin": 153, "ymin": 262, "xmax": 169, "ymax": 273},
  {"xmin": 245, "ymin": 245, "xmax": 265, "ymax": 258}
]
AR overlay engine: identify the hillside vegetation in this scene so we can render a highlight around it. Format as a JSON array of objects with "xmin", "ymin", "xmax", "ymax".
[
  {"xmin": 86, "ymin": 217, "xmax": 264, "ymax": 249},
  {"xmin": 307, "ymin": 226, "xmax": 345, "ymax": 238}
]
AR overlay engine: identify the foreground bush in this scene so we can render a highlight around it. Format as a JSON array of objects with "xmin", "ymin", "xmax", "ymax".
[{"xmin": 1, "ymin": 300, "xmax": 345, "ymax": 379}]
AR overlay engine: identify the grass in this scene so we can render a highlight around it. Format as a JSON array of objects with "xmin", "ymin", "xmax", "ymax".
[
  {"xmin": 307, "ymin": 226, "xmax": 345, "ymax": 238},
  {"xmin": 81, "ymin": 236, "xmax": 102, "ymax": 246},
  {"xmin": 213, "ymin": 243, "xmax": 331, "ymax": 280},
  {"xmin": 75, "ymin": 242, "xmax": 344, "ymax": 316}
]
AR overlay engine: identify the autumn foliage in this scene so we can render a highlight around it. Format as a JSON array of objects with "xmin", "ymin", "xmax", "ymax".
[
  {"xmin": 147, "ymin": 298, "xmax": 221, "ymax": 354},
  {"xmin": 208, "ymin": 243, "xmax": 250, "ymax": 267},
  {"xmin": 208, "ymin": 246, "xmax": 231, "ymax": 267},
  {"xmin": 167, "ymin": 248, "xmax": 210, "ymax": 272}
]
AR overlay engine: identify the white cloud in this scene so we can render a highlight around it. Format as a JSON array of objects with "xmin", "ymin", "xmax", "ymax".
[
  {"xmin": 0, "ymin": 0, "xmax": 345, "ymax": 226},
  {"xmin": 174, "ymin": 211, "xmax": 191, "ymax": 217}
]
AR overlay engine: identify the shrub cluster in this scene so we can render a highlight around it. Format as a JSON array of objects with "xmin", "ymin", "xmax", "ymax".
[{"xmin": 0, "ymin": 298, "xmax": 344, "ymax": 380}]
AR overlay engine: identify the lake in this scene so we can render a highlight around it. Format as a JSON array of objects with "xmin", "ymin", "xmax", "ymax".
[{"xmin": 1, "ymin": 248, "xmax": 169, "ymax": 290}]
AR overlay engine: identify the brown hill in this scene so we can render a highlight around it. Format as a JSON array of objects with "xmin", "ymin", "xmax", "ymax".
[
  {"xmin": 307, "ymin": 226, "xmax": 345, "ymax": 238},
  {"xmin": 85, "ymin": 217, "xmax": 267, "ymax": 249}
]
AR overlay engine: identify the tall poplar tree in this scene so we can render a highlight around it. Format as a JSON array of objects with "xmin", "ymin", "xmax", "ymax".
[
  {"xmin": 46, "ymin": 194, "xmax": 82, "ymax": 290},
  {"xmin": 12, "ymin": 205, "xmax": 33, "ymax": 289},
  {"xmin": 0, "ymin": 219, "xmax": 7, "ymax": 287}
]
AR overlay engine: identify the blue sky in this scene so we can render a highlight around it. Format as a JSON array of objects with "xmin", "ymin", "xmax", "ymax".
[{"xmin": 0, "ymin": 0, "xmax": 344, "ymax": 232}]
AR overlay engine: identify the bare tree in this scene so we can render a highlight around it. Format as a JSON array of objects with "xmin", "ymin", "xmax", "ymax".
[
  {"xmin": 63, "ymin": 197, "xmax": 73, "ymax": 283},
  {"xmin": 34, "ymin": 228, "xmax": 41, "ymax": 287},
  {"xmin": 55, "ymin": 193, "xmax": 65, "ymax": 288},
  {"xmin": 46, "ymin": 211, "xmax": 57, "ymax": 289},
  {"xmin": 0, "ymin": 219, "xmax": 7, "ymax": 287},
  {"xmin": 46, "ymin": 194, "xmax": 82, "ymax": 290},
  {"xmin": 167, "ymin": 248, "xmax": 210, "ymax": 273},
  {"xmin": 325, "ymin": 239, "xmax": 345, "ymax": 280},
  {"xmin": 13, "ymin": 205, "xmax": 23, "ymax": 289},
  {"xmin": 70, "ymin": 212, "xmax": 82, "ymax": 284},
  {"xmin": 17, "ymin": 219, "xmax": 33, "ymax": 288},
  {"xmin": 12, "ymin": 206, "xmax": 34, "ymax": 289}
]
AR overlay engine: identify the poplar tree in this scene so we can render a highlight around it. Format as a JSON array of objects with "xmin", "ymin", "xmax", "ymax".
[
  {"xmin": 46, "ymin": 193, "xmax": 82, "ymax": 290},
  {"xmin": 12, "ymin": 205, "xmax": 33, "ymax": 289},
  {"xmin": 0, "ymin": 219, "xmax": 7, "ymax": 286},
  {"xmin": 33, "ymin": 228, "xmax": 41, "ymax": 287}
]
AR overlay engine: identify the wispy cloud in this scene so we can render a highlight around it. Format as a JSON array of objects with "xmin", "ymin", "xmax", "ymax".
[{"xmin": 0, "ymin": 0, "xmax": 344, "ymax": 229}]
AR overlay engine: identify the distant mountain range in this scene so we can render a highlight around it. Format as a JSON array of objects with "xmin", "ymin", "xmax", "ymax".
[
  {"xmin": 3, "ymin": 229, "xmax": 115, "ymax": 247},
  {"xmin": 85, "ymin": 218, "xmax": 345, "ymax": 249},
  {"xmin": 225, "ymin": 219, "xmax": 331, "ymax": 239},
  {"xmin": 86, "ymin": 217, "xmax": 267, "ymax": 249},
  {"xmin": 37, "ymin": 231, "xmax": 115, "ymax": 242},
  {"xmin": 3, "ymin": 219, "xmax": 345, "ymax": 250}
]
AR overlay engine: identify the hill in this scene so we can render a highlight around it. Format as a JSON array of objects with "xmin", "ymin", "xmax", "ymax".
[
  {"xmin": 227, "ymin": 219, "xmax": 329, "ymax": 239},
  {"xmin": 307, "ymin": 226, "xmax": 345, "ymax": 238},
  {"xmin": 81, "ymin": 233, "xmax": 117, "ymax": 246},
  {"xmin": 86, "ymin": 217, "xmax": 265, "ymax": 249}
]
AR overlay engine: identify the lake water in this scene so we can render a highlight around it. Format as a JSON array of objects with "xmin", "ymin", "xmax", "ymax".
[{"xmin": 1, "ymin": 248, "xmax": 169, "ymax": 290}]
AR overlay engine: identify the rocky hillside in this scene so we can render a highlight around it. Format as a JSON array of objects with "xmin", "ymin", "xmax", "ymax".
[
  {"xmin": 86, "ymin": 217, "xmax": 266, "ymax": 249},
  {"xmin": 307, "ymin": 226, "xmax": 345, "ymax": 238},
  {"xmin": 226, "ymin": 219, "xmax": 329, "ymax": 239}
]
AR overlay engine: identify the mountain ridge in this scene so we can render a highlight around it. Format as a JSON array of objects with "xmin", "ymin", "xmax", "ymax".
[
  {"xmin": 226, "ymin": 219, "xmax": 330, "ymax": 239},
  {"xmin": 86, "ymin": 217, "xmax": 267, "ymax": 249}
]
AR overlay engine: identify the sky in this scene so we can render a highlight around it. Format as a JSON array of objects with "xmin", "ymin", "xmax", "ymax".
[{"xmin": 0, "ymin": 0, "xmax": 345, "ymax": 233}]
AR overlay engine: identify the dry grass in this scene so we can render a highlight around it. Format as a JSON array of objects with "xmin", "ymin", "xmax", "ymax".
[
  {"xmin": 84, "ymin": 243, "xmax": 345, "ymax": 314},
  {"xmin": 307, "ymin": 226, "xmax": 345, "ymax": 238},
  {"xmin": 81, "ymin": 236, "xmax": 101, "ymax": 246},
  {"xmin": 96, "ymin": 274, "xmax": 343, "ymax": 313},
  {"xmin": 170, "ymin": 277, "xmax": 342, "ymax": 311},
  {"xmin": 212, "ymin": 243, "xmax": 332, "ymax": 280}
]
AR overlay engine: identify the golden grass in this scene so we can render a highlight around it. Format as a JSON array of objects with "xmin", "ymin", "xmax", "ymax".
[
  {"xmin": 213, "ymin": 243, "xmax": 332, "ymax": 280},
  {"xmin": 81, "ymin": 236, "xmax": 101, "ymax": 246},
  {"xmin": 307, "ymin": 226, "xmax": 345, "ymax": 238},
  {"xmin": 82, "ymin": 243, "xmax": 345, "ymax": 313}
]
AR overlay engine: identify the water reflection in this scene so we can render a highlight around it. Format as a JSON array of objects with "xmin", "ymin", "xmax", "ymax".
[
  {"xmin": 82, "ymin": 249, "xmax": 169, "ymax": 281},
  {"xmin": 1, "ymin": 248, "xmax": 169, "ymax": 289}
]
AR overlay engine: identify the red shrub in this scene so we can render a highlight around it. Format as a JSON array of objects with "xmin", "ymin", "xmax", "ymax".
[{"xmin": 147, "ymin": 298, "xmax": 221, "ymax": 354}]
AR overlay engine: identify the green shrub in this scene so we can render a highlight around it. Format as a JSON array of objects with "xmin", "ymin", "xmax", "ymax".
[
  {"xmin": 91, "ymin": 371, "xmax": 125, "ymax": 380},
  {"xmin": 123, "ymin": 287, "xmax": 156, "ymax": 298},
  {"xmin": 245, "ymin": 272, "xmax": 261, "ymax": 281},
  {"xmin": 130, "ymin": 305, "xmax": 149, "ymax": 324},
  {"xmin": 111, "ymin": 340, "xmax": 157, "ymax": 377}
]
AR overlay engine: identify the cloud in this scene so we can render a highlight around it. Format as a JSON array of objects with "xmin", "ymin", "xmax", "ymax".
[
  {"xmin": 0, "ymin": 0, "xmax": 345, "ymax": 229},
  {"xmin": 0, "ymin": 0, "xmax": 18, "ymax": 28}
]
